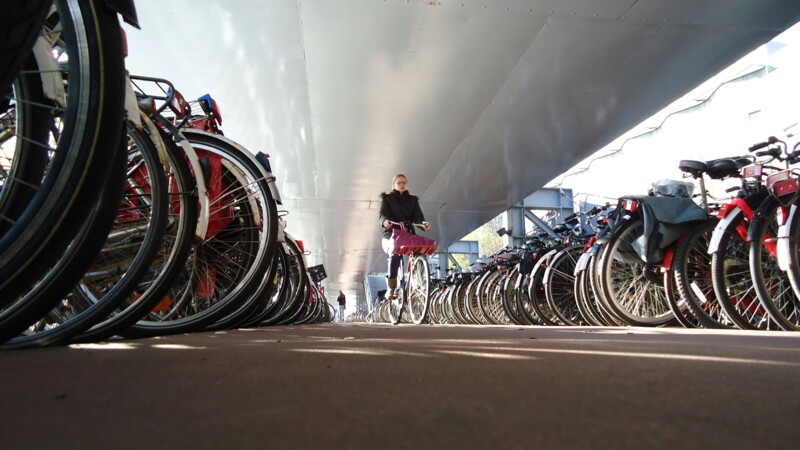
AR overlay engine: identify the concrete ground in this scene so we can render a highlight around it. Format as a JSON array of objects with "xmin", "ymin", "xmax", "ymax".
[{"xmin": 1, "ymin": 323, "xmax": 799, "ymax": 449}]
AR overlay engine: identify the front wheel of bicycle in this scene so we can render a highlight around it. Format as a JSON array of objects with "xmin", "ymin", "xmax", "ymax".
[{"xmin": 407, "ymin": 255, "xmax": 430, "ymax": 325}]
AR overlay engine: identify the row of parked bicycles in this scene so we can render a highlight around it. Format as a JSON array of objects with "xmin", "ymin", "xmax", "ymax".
[
  {"xmin": 0, "ymin": 0, "xmax": 333, "ymax": 349},
  {"xmin": 374, "ymin": 134, "xmax": 800, "ymax": 332}
]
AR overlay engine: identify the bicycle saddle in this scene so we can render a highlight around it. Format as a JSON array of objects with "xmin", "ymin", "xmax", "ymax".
[{"xmin": 705, "ymin": 157, "xmax": 750, "ymax": 180}]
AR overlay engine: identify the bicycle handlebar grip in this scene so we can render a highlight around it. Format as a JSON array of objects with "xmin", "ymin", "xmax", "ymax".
[{"xmin": 755, "ymin": 147, "xmax": 782, "ymax": 158}]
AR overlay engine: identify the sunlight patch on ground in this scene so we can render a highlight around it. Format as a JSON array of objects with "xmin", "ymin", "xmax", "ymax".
[
  {"xmin": 518, "ymin": 348, "xmax": 800, "ymax": 366},
  {"xmin": 434, "ymin": 350, "xmax": 536, "ymax": 360},
  {"xmin": 288, "ymin": 347, "xmax": 427, "ymax": 357},
  {"xmin": 150, "ymin": 344, "xmax": 207, "ymax": 350},
  {"xmin": 69, "ymin": 342, "xmax": 138, "ymax": 350}
]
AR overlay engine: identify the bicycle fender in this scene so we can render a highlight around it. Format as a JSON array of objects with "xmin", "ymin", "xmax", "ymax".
[
  {"xmin": 105, "ymin": 0, "xmax": 140, "ymax": 28},
  {"xmin": 777, "ymin": 204, "xmax": 797, "ymax": 271},
  {"xmin": 573, "ymin": 251, "xmax": 591, "ymax": 275},
  {"xmin": 707, "ymin": 207, "xmax": 743, "ymax": 254},
  {"xmin": 32, "ymin": 36, "xmax": 66, "ymax": 108},
  {"xmin": 746, "ymin": 195, "xmax": 778, "ymax": 242}
]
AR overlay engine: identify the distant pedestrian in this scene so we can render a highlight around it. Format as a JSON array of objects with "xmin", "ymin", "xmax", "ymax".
[{"xmin": 337, "ymin": 291, "xmax": 346, "ymax": 322}]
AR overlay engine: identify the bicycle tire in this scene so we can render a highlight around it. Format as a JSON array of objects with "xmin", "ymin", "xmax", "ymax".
[
  {"xmin": 74, "ymin": 123, "xmax": 198, "ymax": 343},
  {"xmin": 710, "ymin": 207, "xmax": 775, "ymax": 330},
  {"xmin": 544, "ymin": 244, "xmax": 585, "ymax": 326},
  {"xmin": 672, "ymin": 217, "xmax": 732, "ymax": 329},
  {"xmin": 597, "ymin": 218, "xmax": 675, "ymax": 326},
  {"xmin": 1, "ymin": 123, "xmax": 167, "ymax": 347},
  {"xmin": 0, "ymin": 128, "xmax": 125, "ymax": 344},
  {"xmin": 124, "ymin": 131, "xmax": 278, "ymax": 337},
  {"xmin": 748, "ymin": 197, "xmax": 800, "ymax": 330},
  {"xmin": 527, "ymin": 249, "xmax": 561, "ymax": 326},
  {"xmin": 407, "ymin": 255, "xmax": 430, "ymax": 325},
  {"xmin": 0, "ymin": 0, "xmax": 126, "ymax": 303}
]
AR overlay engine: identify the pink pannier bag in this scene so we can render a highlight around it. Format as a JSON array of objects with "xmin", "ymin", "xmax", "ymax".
[{"xmin": 388, "ymin": 228, "xmax": 438, "ymax": 255}]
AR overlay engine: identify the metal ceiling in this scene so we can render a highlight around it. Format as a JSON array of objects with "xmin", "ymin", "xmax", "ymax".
[{"xmin": 123, "ymin": 0, "xmax": 800, "ymax": 300}]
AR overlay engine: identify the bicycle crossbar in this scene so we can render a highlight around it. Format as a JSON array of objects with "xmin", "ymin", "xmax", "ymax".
[{"xmin": 397, "ymin": 244, "xmax": 438, "ymax": 256}]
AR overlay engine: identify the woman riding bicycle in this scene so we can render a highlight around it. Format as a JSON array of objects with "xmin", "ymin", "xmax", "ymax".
[{"xmin": 379, "ymin": 173, "xmax": 430, "ymax": 301}]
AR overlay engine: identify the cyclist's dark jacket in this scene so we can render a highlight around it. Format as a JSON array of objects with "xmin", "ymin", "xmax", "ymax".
[{"xmin": 379, "ymin": 189, "xmax": 426, "ymax": 239}]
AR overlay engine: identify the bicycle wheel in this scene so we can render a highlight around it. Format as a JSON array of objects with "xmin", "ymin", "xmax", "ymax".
[
  {"xmin": 748, "ymin": 198, "xmax": 800, "ymax": 330},
  {"xmin": 240, "ymin": 246, "xmax": 288, "ymax": 327},
  {"xmin": 672, "ymin": 218, "xmax": 732, "ymax": 328},
  {"xmin": 574, "ymin": 268, "xmax": 605, "ymax": 326},
  {"xmin": 124, "ymin": 131, "xmax": 278, "ymax": 337},
  {"xmin": 407, "ymin": 255, "xmax": 430, "ymax": 325},
  {"xmin": 597, "ymin": 218, "xmax": 675, "ymax": 326},
  {"xmin": 501, "ymin": 269, "xmax": 527, "ymax": 325},
  {"xmin": 74, "ymin": 123, "xmax": 199, "ymax": 343},
  {"xmin": 544, "ymin": 244, "xmax": 585, "ymax": 326},
  {"xmin": 0, "ymin": 137, "xmax": 125, "ymax": 344},
  {"xmin": 262, "ymin": 236, "xmax": 308, "ymax": 326},
  {"xmin": 782, "ymin": 202, "xmax": 800, "ymax": 309},
  {"xmin": 0, "ymin": 0, "xmax": 126, "ymax": 303},
  {"xmin": 528, "ymin": 249, "xmax": 561, "ymax": 325},
  {"xmin": 710, "ymin": 208, "xmax": 775, "ymax": 330},
  {"xmin": 1, "ymin": 123, "xmax": 167, "ymax": 347}
]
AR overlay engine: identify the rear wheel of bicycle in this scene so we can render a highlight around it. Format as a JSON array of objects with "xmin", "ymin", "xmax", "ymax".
[
  {"xmin": 597, "ymin": 218, "xmax": 675, "ymax": 326},
  {"xmin": 574, "ymin": 269, "xmax": 604, "ymax": 326},
  {"xmin": 544, "ymin": 244, "xmax": 585, "ymax": 326},
  {"xmin": 240, "ymin": 247, "xmax": 288, "ymax": 327},
  {"xmin": 783, "ymin": 203, "xmax": 800, "ymax": 311},
  {"xmin": 124, "ymin": 131, "xmax": 278, "ymax": 337},
  {"xmin": 710, "ymin": 209, "xmax": 775, "ymax": 330},
  {"xmin": 261, "ymin": 236, "xmax": 308, "ymax": 325},
  {"xmin": 501, "ymin": 269, "xmax": 527, "ymax": 325},
  {"xmin": 672, "ymin": 218, "xmax": 732, "ymax": 329},
  {"xmin": 0, "ymin": 137, "xmax": 125, "ymax": 345},
  {"xmin": 75, "ymin": 124, "xmax": 198, "ymax": 343},
  {"xmin": 528, "ymin": 249, "xmax": 561, "ymax": 325},
  {"xmin": 0, "ymin": 0, "xmax": 126, "ymax": 303},
  {"xmin": 407, "ymin": 255, "xmax": 430, "ymax": 325},
  {"xmin": 748, "ymin": 198, "xmax": 800, "ymax": 331},
  {"xmin": 1, "ymin": 123, "xmax": 167, "ymax": 347}
]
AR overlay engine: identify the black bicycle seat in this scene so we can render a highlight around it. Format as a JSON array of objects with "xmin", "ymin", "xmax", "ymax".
[
  {"xmin": 678, "ymin": 160, "xmax": 706, "ymax": 178},
  {"xmin": 705, "ymin": 157, "xmax": 748, "ymax": 180}
]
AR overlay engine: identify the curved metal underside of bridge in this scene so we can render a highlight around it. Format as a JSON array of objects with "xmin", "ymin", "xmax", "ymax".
[{"xmin": 124, "ymin": 0, "xmax": 800, "ymax": 298}]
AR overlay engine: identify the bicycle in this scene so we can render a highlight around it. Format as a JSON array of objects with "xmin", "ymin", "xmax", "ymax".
[{"xmin": 385, "ymin": 221, "xmax": 437, "ymax": 325}]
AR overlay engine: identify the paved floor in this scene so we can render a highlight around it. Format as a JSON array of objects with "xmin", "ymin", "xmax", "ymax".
[{"xmin": 1, "ymin": 323, "xmax": 799, "ymax": 449}]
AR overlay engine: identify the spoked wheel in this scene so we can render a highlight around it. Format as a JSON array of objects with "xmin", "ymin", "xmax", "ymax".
[
  {"xmin": 0, "ymin": 0, "xmax": 126, "ymax": 303},
  {"xmin": 748, "ymin": 198, "xmax": 800, "ymax": 331},
  {"xmin": 597, "ymin": 218, "xmax": 676, "ymax": 326},
  {"xmin": 710, "ymin": 208, "xmax": 776, "ymax": 330},
  {"xmin": 407, "ymin": 255, "xmax": 430, "ymax": 325},
  {"xmin": 672, "ymin": 218, "xmax": 733, "ymax": 329},
  {"xmin": 544, "ymin": 244, "xmax": 586, "ymax": 326},
  {"xmin": 124, "ymin": 131, "xmax": 278, "ymax": 337},
  {"xmin": 1, "ymin": 121, "xmax": 166, "ymax": 347}
]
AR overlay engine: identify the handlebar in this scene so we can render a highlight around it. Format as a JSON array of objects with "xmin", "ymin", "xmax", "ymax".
[
  {"xmin": 748, "ymin": 136, "xmax": 779, "ymax": 152},
  {"xmin": 387, "ymin": 220, "xmax": 430, "ymax": 230}
]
